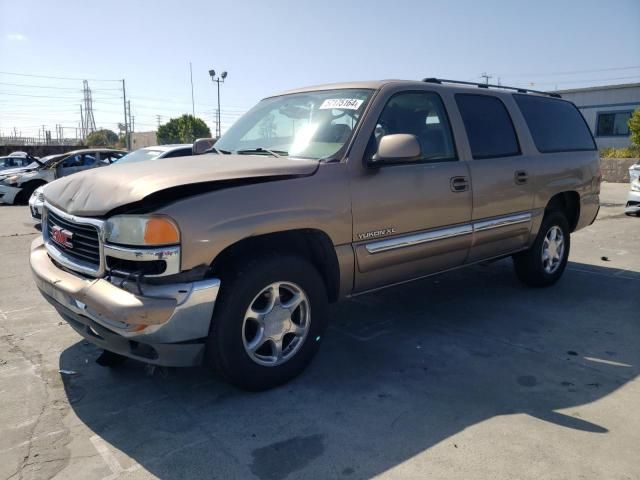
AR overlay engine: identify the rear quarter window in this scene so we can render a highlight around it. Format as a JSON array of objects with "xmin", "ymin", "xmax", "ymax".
[{"xmin": 513, "ymin": 94, "xmax": 596, "ymax": 153}]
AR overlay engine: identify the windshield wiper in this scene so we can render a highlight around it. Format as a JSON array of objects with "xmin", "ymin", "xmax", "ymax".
[
  {"xmin": 204, "ymin": 147, "xmax": 232, "ymax": 154},
  {"xmin": 236, "ymin": 148, "xmax": 288, "ymax": 158}
]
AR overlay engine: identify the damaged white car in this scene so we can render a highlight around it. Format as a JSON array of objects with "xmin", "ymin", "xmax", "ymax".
[{"xmin": 0, "ymin": 148, "xmax": 124, "ymax": 205}]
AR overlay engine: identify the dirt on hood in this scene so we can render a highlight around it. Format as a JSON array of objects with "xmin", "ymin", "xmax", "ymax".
[{"xmin": 43, "ymin": 154, "xmax": 319, "ymax": 216}]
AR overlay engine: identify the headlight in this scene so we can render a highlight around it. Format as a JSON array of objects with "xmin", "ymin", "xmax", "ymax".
[
  {"xmin": 631, "ymin": 181, "xmax": 640, "ymax": 193},
  {"xmin": 105, "ymin": 215, "xmax": 180, "ymax": 246},
  {"xmin": 4, "ymin": 175, "xmax": 20, "ymax": 185}
]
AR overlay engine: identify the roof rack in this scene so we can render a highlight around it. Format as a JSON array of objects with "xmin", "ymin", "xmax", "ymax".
[{"xmin": 422, "ymin": 78, "xmax": 562, "ymax": 98}]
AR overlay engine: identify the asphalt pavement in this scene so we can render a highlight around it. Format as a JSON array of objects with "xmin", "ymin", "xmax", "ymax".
[{"xmin": 0, "ymin": 182, "xmax": 638, "ymax": 480}]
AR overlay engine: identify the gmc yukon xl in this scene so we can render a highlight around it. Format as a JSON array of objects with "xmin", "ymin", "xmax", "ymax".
[{"xmin": 30, "ymin": 79, "xmax": 600, "ymax": 390}]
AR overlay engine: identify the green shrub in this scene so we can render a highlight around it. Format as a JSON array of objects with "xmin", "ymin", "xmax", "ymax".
[
  {"xmin": 629, "ymin": 109, "xmax": 640, "ymax": 147},
  {"xmin": 600, "ymin": 146, "xmax": 640, "ymax": 158}
]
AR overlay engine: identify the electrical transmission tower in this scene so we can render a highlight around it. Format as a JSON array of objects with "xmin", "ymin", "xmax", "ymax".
[{"xmin": 80, "ymin": 80, "xmax": 96, "ymax": 139}]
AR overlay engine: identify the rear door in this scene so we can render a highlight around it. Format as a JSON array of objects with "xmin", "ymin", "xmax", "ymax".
[
  {"xmin": 454, "ymin": 93, "xmax": 535, "ymax": 262},
  {"xmin": 349, "ymin": 88, "xmax": 473, "ymax": 293}
]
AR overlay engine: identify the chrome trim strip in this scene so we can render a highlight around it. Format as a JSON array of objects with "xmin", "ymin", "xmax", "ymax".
[
  {"xmin": 365, "ymin": 224, "xmax": 472, "ymax": 254},
  {"xmin": 473, "ymin": 212, "xmax": 532, "ymax": 232},
  {"xmin": 43, "ymin": 201, "xmax": 105, "ymax": 277},
  {"xmin": 364, "ymin": 212, "xmax": 532, "ymax": 255},
  {"xmin": 104, "ymin": 244, "xmax": 181, "ymax": 277}
]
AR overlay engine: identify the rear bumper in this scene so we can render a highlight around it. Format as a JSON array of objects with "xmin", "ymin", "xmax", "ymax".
[
  {"xmin": 30, "ymin": 237, "xmax": 220, "ymax": 366},
  {"xmin": 0, "ymin": 184, "xmax": 21, "ymax": 204}
]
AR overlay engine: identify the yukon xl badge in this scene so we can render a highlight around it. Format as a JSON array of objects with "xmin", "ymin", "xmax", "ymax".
[{"xmin": 357, "ymin": 227, "xmax": 396, "ymax": 241}]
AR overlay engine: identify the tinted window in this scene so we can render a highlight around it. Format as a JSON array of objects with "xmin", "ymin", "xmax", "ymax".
[
  {"xmin": 514, "ymin": 94, "xmax": 596, "ymax": 152},
  {"xmin": 62, "ymin": 154, "xmax": 82, "ymax": 168},
  {"xmin": 82, "ymin": 154, "xmax": 97, "ymax": 166},
  {"xmin": 596, "ymin": 111, "xmax": 632, "ymax": 137},
  {"xmin": 163, "ymin": 148, "xmax": 193, "ymax": 158},
  {"xmin": 372, "ymin": 91, "xmax": 456, "ymax": 162},
  {"xmin": 455, "ymin": 94, "xmax": 520, "ymax": 159}
]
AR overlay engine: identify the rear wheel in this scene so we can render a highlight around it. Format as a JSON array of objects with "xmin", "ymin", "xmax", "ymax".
[
  {"xmin": 513, "ymin": 211, "xmax": 570, "ymax": 287},
  {"xmin": 206, "ymin": 255, "xmax": 328, "ymax": 391}
]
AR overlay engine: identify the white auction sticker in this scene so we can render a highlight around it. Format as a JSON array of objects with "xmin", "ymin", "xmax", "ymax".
[{"xmin": 319, "ymin": 98, "xmax": 364, "ymax": 110}]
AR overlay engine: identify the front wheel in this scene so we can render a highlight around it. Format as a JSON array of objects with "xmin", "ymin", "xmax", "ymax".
[
  {"xmin": 206, "ymin": 255, "xmax": 328, "ymax": 391},
  {"xmin": 513, "ymin": 211, "xmax": 570, "ymax": 287}
]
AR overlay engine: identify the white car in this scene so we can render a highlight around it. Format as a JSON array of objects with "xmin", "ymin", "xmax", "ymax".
[
  {"xmin": 114, "ymin": 144, "xmax": 194, "ymax": 164},
  {"xmin": 625, "ymin": 163, "xmax": 640, "ymax": 216},
  {"xmin": 0, "ymin": 148, "xmax": 124, "ymax": 205},
  {"xmin": 28, "ymin": 185, "xmax": 45, "ymax": 221}
]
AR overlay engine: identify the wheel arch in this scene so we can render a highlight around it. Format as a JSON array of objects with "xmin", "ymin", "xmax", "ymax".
[
  {"xmin": 209, "ymin": 229, "xmax": 341, "ymax": 303},
  {"xmin": 15, "ymin": 179, "xmax": 48, "ymax": 204},
  {"xmin": 545, "ymin": 191, "xmax": 580, "ymax": 232}
]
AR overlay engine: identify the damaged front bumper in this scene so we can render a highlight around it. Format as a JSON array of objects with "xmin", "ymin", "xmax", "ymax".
[
  {"xmin": 30, "ymin": 237, "xmax": 220, "ymax": 366},
  {"xmin": 0, "ymin": 184, "xmax": 22, "ymax": 204},
  {"xmin": 625, "ymin": 188, "xmax": 640, "ymax": 215}
]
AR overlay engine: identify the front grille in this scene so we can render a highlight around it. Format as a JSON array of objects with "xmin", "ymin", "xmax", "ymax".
[{"xmin": 46, "ymin": 209, "xmax": 101, "ymax": 268}]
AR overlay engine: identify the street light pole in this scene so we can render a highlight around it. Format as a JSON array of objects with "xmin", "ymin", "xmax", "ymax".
[{"xmin": 209, "ymin": 69, "xmax": 228, "ymax": 139}]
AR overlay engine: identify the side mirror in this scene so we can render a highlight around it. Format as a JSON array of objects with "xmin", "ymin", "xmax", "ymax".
[
  {"xmin": 192, "ymin": 138, "xmax": 216, "ymax": 155},
  {"xmin": 369, "ymin": 134, "xmax": 421, "ymax": 167}
]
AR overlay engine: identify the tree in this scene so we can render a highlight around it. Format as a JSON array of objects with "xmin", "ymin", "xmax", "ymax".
[
  {"xmin": 85, "ymin": 129, "xmax": 118, "ymax": 147},
  {"xmin": 157, "ymin": 114, "xmax": 212, "ymax": 144},
  {"xmin": 629, "ymin": 109, "xmax": 640, "ymax": 147}
]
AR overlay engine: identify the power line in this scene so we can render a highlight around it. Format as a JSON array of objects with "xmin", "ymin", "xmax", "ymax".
[
  {"xmin": 0, "ymin": 71, "xmax": 121, "ymax": 82},
  {"xmin": 495, "ymin": 65, "xmax": 640, "ymax": 78}
]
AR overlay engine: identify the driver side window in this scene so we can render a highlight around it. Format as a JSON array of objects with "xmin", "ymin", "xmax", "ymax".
[{"xmin": 372, "ymin": 92, "xmax": 457, "ymax": 163}]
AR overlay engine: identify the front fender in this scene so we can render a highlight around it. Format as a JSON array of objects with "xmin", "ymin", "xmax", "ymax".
[{"xmin": 156, "ymin": 163, "xmax": 351, "ymax": 271}]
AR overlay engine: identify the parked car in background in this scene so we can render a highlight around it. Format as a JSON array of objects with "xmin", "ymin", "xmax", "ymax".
[
  {"xmin": 0, "ymin": 154, "xmax": 36, "ymax": 172},
  {"xmin": 625, "ymin": 162, "xmax": 640, "ymax": 216},
  {"xmin": 31, "ymin": 79, "xmax": 600, "ymax": 390},
  {"xmin": 0, "ymin": 148, "xmax": 125, "ymax": 205},
  {"xmin": 28, "ymin": 185, "xmax": 46, "ymax": 221},
  {"xmin": 116, "ymin": 144, "xmax": 194, "ymax": 164}
]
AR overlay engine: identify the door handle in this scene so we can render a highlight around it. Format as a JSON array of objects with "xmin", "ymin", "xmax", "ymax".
[
  {"xmin": 514, "ymin": 170, "xmax": 528, "ymax": 185},
  {"xmin": 450, "ymin": 176, "xmax": 469, "ymax": 192}
]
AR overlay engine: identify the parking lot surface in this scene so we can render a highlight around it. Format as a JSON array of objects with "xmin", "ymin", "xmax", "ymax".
[{"xmin": 0, "ymin": 182, "xmax": 638, "ymax": 480}]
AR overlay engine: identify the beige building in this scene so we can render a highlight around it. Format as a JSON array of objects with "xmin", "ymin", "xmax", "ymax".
[
  {"xmin": 131, "ymin": 131, "xmax": 158, "ymax": 149},
  {"xmin": 557, "ymin": 83, "xmax": 640, "ymax": 149}
]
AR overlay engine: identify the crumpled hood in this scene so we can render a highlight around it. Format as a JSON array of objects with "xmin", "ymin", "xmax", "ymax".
[{"xmin": 43, "ymin": 154, "xmax": 319, "ymax": 216}]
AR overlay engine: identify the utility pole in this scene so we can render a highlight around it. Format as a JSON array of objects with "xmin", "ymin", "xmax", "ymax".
[
  {"xmin": 122, "ymin": 79, "xmax": 130, "ymax": 150},
  {"xmin": 189, "ymin": 62, "xmax": 195, "ymax": 116},
  {"xmin": 156, "ymin": 115, "xmax": 162, "ymax": 128},
  {"xmin": 480, "ymin": 72, "xmax": 492, "ymax": 85},
  {"xmin": 127, "ymin": 100, "xmax": 132, "ymax": 148}
]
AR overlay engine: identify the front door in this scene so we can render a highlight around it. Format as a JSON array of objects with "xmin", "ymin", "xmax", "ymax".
[{"xmin": 349, "ymin": 89, "xmax": 473, "ymax": 293}]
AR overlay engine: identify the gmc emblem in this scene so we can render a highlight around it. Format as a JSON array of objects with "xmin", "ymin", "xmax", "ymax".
[{"xmin": 51, "ymin": 225, "xmax": 73, "ymax": 248}]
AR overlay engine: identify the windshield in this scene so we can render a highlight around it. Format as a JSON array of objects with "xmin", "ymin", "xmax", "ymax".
[
  {"xmin": 214, "ymin": 88, "xmax": 373, "ymax": 160},
  {"xmin": 116, "ymin": 149, "xmax": 166, "ymax": 164}
]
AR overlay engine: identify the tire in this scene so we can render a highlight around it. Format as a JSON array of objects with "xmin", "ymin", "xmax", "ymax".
[
  {"xmin": 513, "ymin": 211, "xmax": 570, "ymax": 287},
  {"xmin": 206, "ymin": 255, "xmax": 328, "ymax": 391},
  {"xmin": 15, "ymin": 182, "xmax": 42, "ymax": 205}
]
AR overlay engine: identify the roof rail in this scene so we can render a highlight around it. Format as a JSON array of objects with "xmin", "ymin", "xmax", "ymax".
[{"xmin": 422, "ymin": 78, "xmax": 562, "ymax": 98}]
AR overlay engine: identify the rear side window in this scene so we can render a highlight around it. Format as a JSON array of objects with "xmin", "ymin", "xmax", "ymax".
[
  {"xmin": 513, "ymin": 94, "xmax": 596, "ymax": 152},
  {"xmin": 455, "ymin": 94, "xmax": 520, "ymax": 159}
]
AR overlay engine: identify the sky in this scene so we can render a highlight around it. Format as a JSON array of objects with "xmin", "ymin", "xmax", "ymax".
[{"xmin": 1, "ymin": 0, "xmax": 639, "ymax": 139}]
